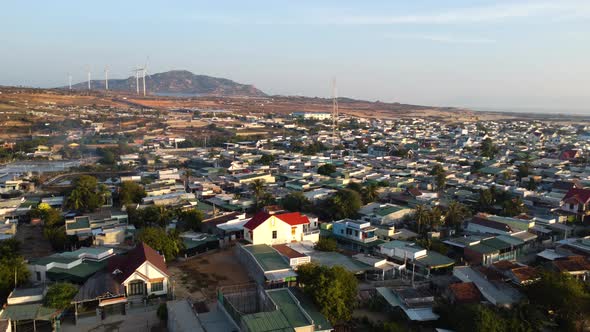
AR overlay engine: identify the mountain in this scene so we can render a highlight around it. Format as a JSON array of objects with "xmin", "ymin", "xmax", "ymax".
[{"xmin": 66, "ymin": 70, "xmax": 266, "ymax": 97}]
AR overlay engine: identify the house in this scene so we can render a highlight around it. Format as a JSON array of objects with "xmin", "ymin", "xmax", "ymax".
[
  {"xmin": 236, "ymin": 244, "xmax": 298, "ymax": 288},
  {"xmin": 551, "ymin": 256, "xmax": 590, "ymax": 281},
  {"xmin": 107, "ymin": 242, "xmax": 170, "ymax": 299},
  {"xmin": 559, "ymin": 149, "xmax": 580, "ymax": 161},
  {"xmin": 28, "ymin": 247, "xmax": 115, "ymax": 283},
  {"xmin": 0, "ymin": 287, "xmax": 61, "ymax": 331},
  {"xmin": 379, "ymin": 240, "xmax": 455, "ymax": 277},
  {"xmin": 376, "ymin": 287, "xmax": 439, "ymax": 322},
  {"xmin": 560, "ymin": 188, "xmax": 590, "ymax": 222},
  {"xmin": 243, "ymin": 211, "xmax": 319, "ymax": 245},
  {"xmin": 359, "ymin": 202, "xmax": 414, "ymax": 225},
  {"xmin": 331, "ymin": 219, "xmax": 385, "ymax": 253}
]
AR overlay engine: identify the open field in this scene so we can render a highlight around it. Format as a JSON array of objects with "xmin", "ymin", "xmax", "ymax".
[{"xmin": 168, "ymin": 247, "xmax": 252, "ymax": 302}]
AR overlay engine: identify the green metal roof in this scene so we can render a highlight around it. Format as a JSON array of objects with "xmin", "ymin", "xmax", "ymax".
[
  {"xmin": 468, "ymin": 243, "xmax": 498, "ymax": 254},
  {"xmin": 244, "ymin": 245, "xmax": 291, "ymax": 272},
  {"xmin": 481, "ymin": 237, "xmax": 512, "ymax": 251},
  {"xmin": 30, "ymin": 255, "xmax": 79, "ymax": 266},
  {"xmin": 267, "ymin": 289, "xmax": 312, "ymax": 329},
  {"xmin": 375, "ymin": 205, "xmax": 406, "ymax": 216},
  {"xmin": 67, "ymin": 217, "xmax": 90, "ymax": 230},
  {"xmin": 416, "ymin": 251, "xmax": 455, "ymax": 269},
  {"xmin": 0, "ymin": 304, "xmax": 60, "ymax": 321},
  {"xmin": 242, "ymin": 310, "xmax": 294, "ymax": 332},
  {"xmin": 46, "ymin": 261, "xmax": 106, "ymax": 283}
]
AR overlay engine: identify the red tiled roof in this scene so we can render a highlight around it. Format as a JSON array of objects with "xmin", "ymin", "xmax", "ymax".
[
  {"xmin": 243, "ymin": 211, "xmax": 309, "ymax": 230},
  {"xmin": 272, "ymin": 244, "xmax": 306, "ymax": 259},
  {"xmin": 563, "ymin": 188, "xmax": 590, "ymax": 205},
  {"xmin": 559, "ymin": 150, "xmax": 578, "ymax": 160},
  {"xmin": 553, "ymin": 256, "xmax": 590, "ymax": 273},
  {"xmin": 108, "ymin": 242, "xmax": 169, "ymax": 283},
  {"xmin": 448, "ymin": 282, "xmax": 481, "ymax": 304},
  {"xmin": 243, "ymin": 211, "xmax": 271, "ymax": 231},
  {"xmin": 275, "ymin": 212, "xmax": 309, "ymax": 226}
]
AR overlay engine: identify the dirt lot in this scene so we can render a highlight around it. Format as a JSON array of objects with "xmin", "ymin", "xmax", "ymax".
[
  {"xmin": 15, "ymin": 224, "xmax": 55, "ymax": 259},
  {"xmin": 168, "ymin": 247, "xmax": 252, "ymax": 303}
]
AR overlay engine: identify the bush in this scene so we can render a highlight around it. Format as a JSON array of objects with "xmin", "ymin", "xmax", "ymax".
[
  {"xmin": 314, "ymin": 237, "xmax": 338, "ymax": 252},
  {"xmin": 45, "ymin": 283, "xmax": 78, "ymax": 310},
  {"xmin": 157, "ymin": 303, "xmax": 168, "ymax": 321}
]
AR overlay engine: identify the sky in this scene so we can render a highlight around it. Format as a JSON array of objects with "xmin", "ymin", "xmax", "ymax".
[{"xmin": 1, "ymin": 0, "xmax": 590, "ymax": 112}]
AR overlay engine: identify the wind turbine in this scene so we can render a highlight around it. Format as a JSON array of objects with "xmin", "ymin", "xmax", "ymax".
[
  {"xmin": 132, "ymin": 66, "xmax": 141, "ymax": 95},
  {"xmin": 140, "ymin": 58, "xmax": 150, "ymax": 96},
  {"xmin": 68, "ymin": 73, "xmax": 72, "ymax": 90}
]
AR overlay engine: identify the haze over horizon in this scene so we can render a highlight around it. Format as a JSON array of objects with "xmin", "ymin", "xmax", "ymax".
[{"xmin": 1, "ymin": 0, "xmax": 589, "ymax": 112}]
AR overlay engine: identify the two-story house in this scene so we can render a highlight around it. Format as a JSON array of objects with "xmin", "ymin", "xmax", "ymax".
[
  {"xmin": 331, "ymin": 219, "xmax": 383, "ymax": 253},
  {"xmin": 560, "ymin": 188, "xmax": 590, "ymax": 222}
]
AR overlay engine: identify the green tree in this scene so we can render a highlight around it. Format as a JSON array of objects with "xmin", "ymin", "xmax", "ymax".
[
  {"xmin": 526, "ymin": 271, "xmax": 590, "ymax": 331},
  {"xmin": 297, "ymin": 263, "xmax": 358, "ymax": 324},
  {"xmin": 119, "ymin": 181, "xmax": 146, "ymax": 205},
  {"xmin": 258, "ymin": 154, "xmax": 275, "ymax": 165},
  {"xmin": 327, "ymin": 189, "xmax": 362, "ymax": 220},
  {"xmin": 478, "ymin": 189, "xmax": 495, "ymax": 212},
  {"xmin": 445, "ymin": 201, "xmax": 471, "ymax": 231},
  {"xmin": 480, "ymin": 138, "xmax": 499, "ymax": 158},
  {"xmin": 249, "ymin": 179, "xmax": 267, "ymax": 209},
  {"xmin": 430, "ymin": 163, "xmax": 447, "ymax": 191},
  {"xmin": 0, "ymin": 240, "xmax": 29, "ymax": 302},
  {"xmin": 501, "ymin": 197, "xmax": 527, "ymax": 217},
  {"xmin": 517, "ymin": 163, "xmax": 530, "ymax": 180},
  {"xmin": 413, "ymin": 204, "xmax": 431, "ymax": 234},
  {"xmin": 179, "ymin": 209, "xmax": 204, "ymax": 231},
  {"xmin": 318, "ymin": 164, "xmax": 337, "ymax": 176},
  {"xmin": 362, "ymin": 183, "xmax": 380, "ymax": 204},
  {"xmin": 138, "ymin": 227, "xmax": 183, "ymax": 261},
  {"xmin": 67, "ymin": 175, "xmax": 102, "ymax": 212},
  {"xmin": 471, "ymin": 160, "xmax": 484, "ymax": 173},
  {"xmin": 281, "ymin": 192, "xmax": 311, "ymax": 212},
  {"xmin": 346, "ymin": 181, "xmax": 364, "ymax": 194},
  {"xmin": 314, "ymin": 237, "xmax": 338, "ymax": 252},
  {"xmin": 45, "ymin": 283, "xmax": 78, "ymax": 310}
]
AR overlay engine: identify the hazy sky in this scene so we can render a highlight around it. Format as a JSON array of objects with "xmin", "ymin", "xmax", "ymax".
[{"xmin": 2, "ymin": 0, "xmax": 590, "ymax": 111}]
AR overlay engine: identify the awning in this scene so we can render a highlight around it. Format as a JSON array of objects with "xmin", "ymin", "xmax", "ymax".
[
  {"xmin": 99, "ymin": 297, "xmax": 127, "ymax": 307},
  {"xmin": 266, "ymin": 270, "xmax": 298, "ymax": 281}
]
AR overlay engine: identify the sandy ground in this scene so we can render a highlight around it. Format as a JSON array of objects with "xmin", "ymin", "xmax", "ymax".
[{"xmin": 168, "ymin": 247, "xmax": 252, "ymax": 303}]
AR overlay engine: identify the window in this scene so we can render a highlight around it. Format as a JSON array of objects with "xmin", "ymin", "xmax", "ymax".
[
  {"xmin": 272, "ymin": 230, "xmax": 277, "ymax": 239},
  {"xmin": 354, "ymin": 230, "xmax": 359, "ymax": 237},
  {"xmin": 151, "ymin": 281, "xmax": 164, "ymax": 292},
  {"xmin": 36, "ymin": 271, "xmax": 41, "ymax": 281},
  {"xmin": 291, "ymin": 227, "xmax": 296, "ymax": 235},
  {"xmin": 570, "ymin": 203, "xmax": 575, "ymax": 210},
  {"xmin": 128, "ymin": 281, "xmax": 144, "ymax": 296}
]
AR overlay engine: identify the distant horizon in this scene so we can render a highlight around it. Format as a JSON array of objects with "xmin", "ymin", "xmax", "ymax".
[{"xmin": 2, "ymin": 1, "xmax": 590, "ymax": 112}]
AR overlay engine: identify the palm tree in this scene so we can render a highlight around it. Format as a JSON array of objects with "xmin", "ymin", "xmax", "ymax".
[
  {"xmin": 363, "ymin": 183, "xmax": 379, "ymax": 203},
  {"xmin": 445, "ymin": 201, "xmax": 471, "ymax": 231},
  {"xmin": 249, "ymin": 179, "xmax": 267, "ymax": 209},
  {"xmin": 97, "ymin": 184, "xmax": 111, "ymax": 206},
  {"xmin": 68, "ymin": 188, "xmax": 83, "ymax": 210},
  {"xmin": 429, "ymin": 206, "xmax": 443, "ymax": 230},
  {"xmin": 414, "ymin": 204, "xmax": 431, "ymax": 234}
]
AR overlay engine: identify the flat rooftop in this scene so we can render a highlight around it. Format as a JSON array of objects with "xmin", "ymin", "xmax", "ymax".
[{"xmin": 244, "ymin": 245, "xmax": 291, "ymax": 272}]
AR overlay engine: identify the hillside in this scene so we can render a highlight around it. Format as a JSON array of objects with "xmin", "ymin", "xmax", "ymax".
[{"xmin": 66, "ymin": 70, "xmax": 266, "ymax": 97}]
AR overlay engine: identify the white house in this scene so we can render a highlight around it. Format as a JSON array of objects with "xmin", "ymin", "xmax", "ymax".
[
  {"xmin": 243, "ymin": 211, "xmax": 319, "ymax": 245},
  {"xmin": 108, "ymin": 242, "xmax": 170, "ymax": 298}
]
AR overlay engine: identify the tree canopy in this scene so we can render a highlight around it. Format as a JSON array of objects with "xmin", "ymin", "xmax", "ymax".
[
  {"xmin": 281, "ymin": 191, "xmax": 311, "ymax": 212},
  {"xmin": 118, "ymin": 181, "xmax": 146, "ymax": 205},
  {"xmin": 326, "ymin": 189, "xmax": 362, "ymax": 220},
  {"xmin": 45, "ymin": 283, "xmax": 78, "ymax": 310},
  {"xmin": 67, "ymin": 175, "xmax": 109, "ymax": 212},
  {"xmin": 318, "ymin": 164, "xmax": 337, "ymax": 176},
  {"xmin": 297, "ymin": 263, "xmax": 358, "ymax": 324},
  {"xmin": 138, "ymin": 227, "xmax": 183, "ymax": 261}
]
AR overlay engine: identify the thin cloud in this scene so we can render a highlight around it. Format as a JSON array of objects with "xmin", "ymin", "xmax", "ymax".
[
  {"xmin": 388, "ymin": 34, "xmax": 496, "ymax": 44},
  {"xmin": 324, "ymin": 1, "xmax": 590, "ymax": 25}
]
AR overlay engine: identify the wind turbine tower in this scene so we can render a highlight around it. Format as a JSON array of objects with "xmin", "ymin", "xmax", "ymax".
[
  {"xmin": 87, "ymin": 69, "xmax": 91, "ymax": 90},
  {"xmin": 68, "ymin": 73, "xmax": 72, "ymax": 90},
  {"xmin": 142, "ymin": 68, "xmax": 147, "ymax": 96}
]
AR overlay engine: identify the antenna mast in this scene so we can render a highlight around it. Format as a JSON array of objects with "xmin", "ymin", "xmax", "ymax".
[
  {"xmin": 87, "ymin": 68, "xmax": 91, "ymax": 90},
  {"xmin": 105, "ymin": 67, "xmax": 109, "ymax": 91},
  {"xmin": 332, "ymin": 78, "xmax": 339, "ymax": 146}
]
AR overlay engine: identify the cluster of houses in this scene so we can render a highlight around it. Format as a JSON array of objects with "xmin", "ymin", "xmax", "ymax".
[{"xmin": 1, "ymin": 109, "xmax": 590, "ymax": 330}]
